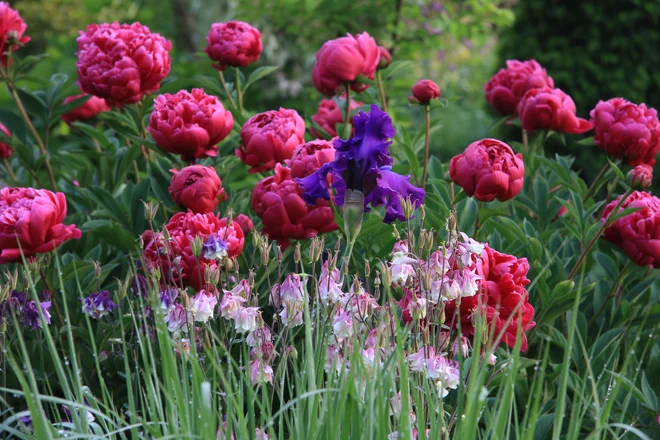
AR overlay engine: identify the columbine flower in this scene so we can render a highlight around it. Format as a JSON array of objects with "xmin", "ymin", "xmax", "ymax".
[
  {"xmin": 202, "ymin": 234, "xmax": 228, "ymax": 260},
  {"xmin": 232, "ymin": 307, "xmax": 260, "ymax": 333},
  {"xmin": 219, "ymin": 291, "xmax": 247, "ymax": 319},
  {"xmin": 191, "ymin": 290, "xmax": 218, "ymax": 324},
  {"xmin": 332, "ymin": 309, "xmax": 353, "ymax": 339},
  {"xmin": 165, "ymin": 303, "xmax": 191, "ymax": 332},
  {"xmin": 279, "ymin": 274, "xmax": 305, "ymax": 303},
  {"xmin": 318, "ymin": 261, "xmax": 343, "ymax": 305},
  {"xmin": 297, "ymin": 105, "xmax": 425, "ymax": 224},
  {"xmin": 247, "ymin": 326, "xmax": 272, "ymax": 347},
  {"xmin": 457, "ymin": 268, "xmax": 482, "ymax": 297},
  {"xmin": 249, "ymin": 357, "xmax": 273, "ymax": 385},
  {"xmin": 160, "ymin": 288, "xmax": 179, "ymax": 311},
  {"xmin": 389, "ymin": 253, "xmax": 418, "ymax": 286},
  {"xmin": 23, "ymin": 299, "xmax": 51, "ymax": 330},
  {"xmin": 325, "ymin": 344, "xmax": 344, "ymax": 374},
  {"xmin": 80, "ymin": 290, "xmax": 118, "ymax": 319}
]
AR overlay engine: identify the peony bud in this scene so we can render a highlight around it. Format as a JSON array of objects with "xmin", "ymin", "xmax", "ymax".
[
  {"xmin": 626, "ymin": 164, "xmax": 653, "ymax": 190},
  {"xmin": 410, "ymin": 79, "xmax": 440, "ymax": 105},
  {"xmin": 377, "ymin": 46, "xmax": 391, "ymax": 70}
]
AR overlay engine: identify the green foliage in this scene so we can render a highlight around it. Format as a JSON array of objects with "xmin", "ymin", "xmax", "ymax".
[{"xmin": 498, "ymin": 0, "xmax": 660, "ymax": 112}]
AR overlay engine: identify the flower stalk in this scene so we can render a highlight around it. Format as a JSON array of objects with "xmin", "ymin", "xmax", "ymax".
[{"xmin": 421, "ymin": 104, "xmax": 431, "ymax": 188}]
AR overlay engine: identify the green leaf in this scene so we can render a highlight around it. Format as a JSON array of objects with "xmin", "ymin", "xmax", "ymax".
[
  {"xmin": 242, "ymin": 66, "xmax": 280, "ymax": 94},
  {"xmin": 382, "ymin": 61, "xmax": 412, "ymax": 80},
  {"xmin": 576, "ymin": 136, "xmax": 595, "ymax": 146}
]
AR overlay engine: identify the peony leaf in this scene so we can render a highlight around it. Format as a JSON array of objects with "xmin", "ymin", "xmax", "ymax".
[{"xmin": 242, "ymin": 66, "xmax": 280, "ymax": 94}]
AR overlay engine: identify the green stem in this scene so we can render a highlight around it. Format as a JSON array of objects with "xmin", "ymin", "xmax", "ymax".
[
  {"xmin": 234, "ymin": 67, "xmax": 243, "ymax": 115},
  {"xmin": 376, "ymin": 71, "xmax": 388, "ymax": 112},
  {"xmin": 2, "ymin": 158, "xmax": 16, "ymax": 180},
  {"xmin": 567, "ymin": 188, "xmax": 632, "ymax": 281},
  {"xmin": 588, "ymin": 260, "xmax": 631, "ymax": 325},
  {"xmin": 218, "ymin": 70, "xmax": 238, "ymax": 110},
  {"xmin": 583, "ymin": 162, "xmax": 609, "ymax": 203},
  {"xmin": 474, "ymin": 201, "xmax": 481, "ymax": 238},
  {"xmin": 421, "ymin": 104, "xmax": 431, "ymax": 188},
  {"xmin": 343, "ymin": 83, "xmax": 352, "ymax": 138}
]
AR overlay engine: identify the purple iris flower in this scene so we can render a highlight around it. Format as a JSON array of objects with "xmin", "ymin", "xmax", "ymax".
[
  {"xmin": 81, "ymin": 290, "xmax": 118, "ymax": 319},
  {"xmin": 297, "ymin": 105, "xmax": 425, "ymax": 223}
]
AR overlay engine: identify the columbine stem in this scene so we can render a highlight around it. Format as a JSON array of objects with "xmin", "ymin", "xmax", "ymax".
[
  {"xmin": 376, "ymin": 71, "xmax": 388, "ymax": 112},
  {"xmin": 1, "ymin": 66, "xmax": 57, "ymax": 190},
  {"xmin": 583, "ymin": 162, "xmax": 610, "ymax": 203},
  {"xmin": 3, "ymin": 158, "xmax": 16, "ymax": 180},
  {"xmin": 567, "ymin": 188, "xmax": 632, "ymax": 280},
  {"xmin": 234, "ymin": 67, "xmax": 243, "ymax": 115},
  {"xmin": 218, "ymin": 70, "xmax": 238, "ymax": 110},
  {"xmin": 421, "ymin": 104, "xmax": 431, "ymax": 188}
]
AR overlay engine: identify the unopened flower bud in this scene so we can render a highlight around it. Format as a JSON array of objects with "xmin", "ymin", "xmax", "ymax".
[
  {"xmin": 294, "ymin": 244, "xmax": 301, "ymax": 264},
  {"xmin": 399, "ymin": 196, "xmax": 416, "ymax": 220},
  {"xmin": 420, "ymin": 204, "xmax": 426, "ymax": 221},
  {"xmin": 379, "ymin": 261, "xmax": 392, "ymax": 288},
  {"xmin": 225, "ymin": 258, "xmax": 234, "ymax": 272},
  {"xmin": 206, "ymin": 266, "xmax": 221, "ymax": 286},
  {"xmin": 626, "ymin": 164, "xmax": 653, "ymax": 190},
  {"xmin": 287, "ymin": 346, "xmax": 298, "ymax": 360},
  {"xmin": 142, "ymin": 201, "xmax": 159, "ymax": 222},
  {"xmin": 191, "ymin": 236, "xmax": 204, "ymax": 258},
  {"xmin": 93, "ymin": 261, "xmax": 102, "ymax": 279},
  {"xmin": 364, "ymin": 260, "xmax": 371, "ymax": 278},
  {"xmin": 260, "ymin": 242, "xmax": 271, "ymax": 266},
  {"xmin": 420, "ymin": 271, "xmax": 432, "ymax": 292},
  {"xmin": 343, "ymin": 189, "xmax": 365, "ymax": 245},
  {"xmin": 377, "ymin": 46, "xmax": 391, "ymax": 70}
]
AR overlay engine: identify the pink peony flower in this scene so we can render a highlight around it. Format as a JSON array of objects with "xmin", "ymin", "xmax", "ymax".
[
  {"xmin": 590, "ymin": 98, "xmax": 660, "ymax": 166},
  {"xmin": 484, "ymin": 60, "xmax": 554, "ymax": 116},
  {"xmin": 0, "ymin": 122, "xmax": 12, "ymax": 159},
  {"xmin": 627, "ymin": 164, "xmax": 654, "ymax": 190},
  {"xmin": 76, "ymin": 22, "xmax": 172, "ymax": 106},
  {"xmin": 378, "ymin": 46, "xmax": 392, "ymax": 70},
  {"xmin": 517, "ymin": 87, "xmax": 593, "ymax": 134},
  {"xmin": 286, "ymin": 139, "xmax": 335, "ymax": 180},
  {"xmin": 169, "ymin": 165, "xmax": 227, "ymax": 214},
  {"xmin": 410, "ymin": 79, "xmax": 440, "ymax": 104},
  {"xmin": 251, "ymin": 164, "xmax": 337, "ymax": 249},
  {"xmin": 234, "ymin": 214, "xmax": 254, "ymax": 236},
  {"xmin": 61, "ymin": 93, "xmax": 110, "ymax": 124},
  {"xmin": 312, "ymin": 32, "xmax": 380, "ymax": 96},
  {"xmin": 450, "ymin": 138, "xmax": 525, "ymax": 202},
  {"xmin": 149, "ymin": 88, "xmax": 234, "ymax": 161},
  {"xmin": 205, "ymin": 21, "xmax": 262, "ymax": 71},
  {"xmin": 311, "ymin": 96, "xmax": 363, "ymax": 138},
  {"xmin": 236, "ymin": 108, "xmax": 305, "ymax": 173},
  {"xmin": 141, "ymin": 212, "xmax": 244, "ymax": 290},
  {"xmin": 601, "ymin": 191, "xmax": 660, "ymax": 268},
  {"xmin": 0, "ymin": 188, "xmax": 82, "ymax": 264},
  {"xmin": 0, "ymin": 2, "xmax": 30, "ymax": 67}
]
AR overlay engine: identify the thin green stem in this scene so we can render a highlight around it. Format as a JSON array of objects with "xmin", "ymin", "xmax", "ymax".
[
  {"xmin": 376, "ymin": 71, "xmax": 388, "ymax": 112},
  {"xmin": 2, "ymin": 158, "xmax": 16, "ymax": 180},
  {"xmin": 234, "ymin": 67, "xmax": 243, "ymax": 115},
  {"xmin": 421, "ymin": 105, "xmax": 431, "ymax": 188},
  {"xmin": 522, "ymin": 129, "xmax": 529, "ymax": 152},
  {"xmin": 343, "ymin": 83, "xmax": 352, "ymax": 138},
  {"xmin": 589, "ymin": 260, "xmax": 631, "ymax": 325},
  {"xmin": 583, "ymin": 162, "xmax": 609, "ymax": 203},
  {"xmin": 218, "ymin": 70, "xmax": 238, "ymax": 110}
]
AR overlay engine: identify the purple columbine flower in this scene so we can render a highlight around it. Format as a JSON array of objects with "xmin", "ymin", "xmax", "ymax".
[
  {"xmin": 159, "ymin": 288, "xmax": 179, "ymax": 311},
  {"xmin": 202, "ymin": 234, "xmax": 228, "ymax": 260},
  {"xmin": 23, "ymin": 299, "xmax": 51, "ymax": 330},
  {"xmin": 130, "ymin": 274, "xmax": 149, "ymax": 298},
  {"xmin": 81, "ymin": 290, "xmax": 118, "ymax": 319},
  {"xmin": 297, "ymin": 105, "xmax": 425, "ymax": 223}
]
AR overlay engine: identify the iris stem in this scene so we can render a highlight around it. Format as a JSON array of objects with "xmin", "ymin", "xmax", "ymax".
[
  {"xmin": 218, "ymin": 71, "xmax": 238, "ymax": 110},
  {"xmin": 343, "ymin": 83, "xmax": 352, "ymax": 138},
  {"xmin": 0, "ymin": 65, "xmax": 57, "ymax": 190},
  {"xmin": 234, "ymin": 67, "xmax": 244, "ymax": 116},
  {"xmin": 421, "ymin": 104, "xmax": 431, "ymax": 188},
  {"xmin": 567, "ymin": 188, "xmax": 632, "ymax": 281},
  {"xmin": 376, "ymin": 71, "xmax": 388, "ymax": 112},
  {"xmin": 3, "ymin": 158, "xmax": 16, "ymax": 180}
]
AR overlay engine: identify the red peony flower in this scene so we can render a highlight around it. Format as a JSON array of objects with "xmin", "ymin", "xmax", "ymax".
[
  {"xmin": 76, "ymin": 22, "xmax": 172, "ymax": 106},
  {"xmin": 142, "ymin": 211, "xmax": 244, "ymax": 290},
  {"xmin": 149, "ymin": 88, "xmax": 234, "ymax": 162},
  {"xmin": 444, "ymin": 245, "xmax": 535, "ymax": 351},
  {"xmin": 169, "ymin": 165, "xmax": 227, "ymax": 214},
  {"xmin": 312, "ymin": 32, "xmax": 380, "ymax": 96},
  {"xmin": 627, "ymin": 164, "xmax": 653, "ymax": 190},
  {"xmin": 378, "ymin": 46, "xmax": 391, "ymax": 70},
  {"xmin": 61, "ymin": 93, "xmax": 110, "ymax": 124},
  {"xmin": 0, "ymin": 122, "xmax": 11, "ymax": 159},
  {"xmin": 234, "ymin": 214, "xmax": 254, "ymax": 236},
  {"xmin": 0, "ymin": 187, "xmax": 82, "ymax": 264},
  {"xmin": 410, "ymin": 79, "xmax": 440, "ymax": 104},
  {"xmin": 601, "ymin": 191, "xmax": 660, "ymax": 268},
  {"xmin": 236, "ymin": 108, "xmax": 305, "ymax": 173},
  {"xmin": 517, "ymin": 87, "xmax": 593, "ymax": 134},
  {"xmin": 484, "ymin": 60, "xmax": 554, "ymax": 116},
  {"xmin": 286, "ymin": 139, "xmax": 335, "ymax": 180},
  {"xmin": 590, "ymin": 98, "xmax": 660, "ymax": 166},
  {"xmin": 311, "ymin": 96, "xmax": 363, "ymax": 138},
  {"xmin": 251, "ymin": 164, "xmax": 337, "ymax": 249},
  {"xmin": 449, "ymin": 138, "xmax": 525, "ymax": 202},
  {"xmin": 0, "ymin": 2, "xmax": 30, "ymax": 67},
  {"xmin": 205, "ymin": 21, "xmax": 262, "ymax": 71}
]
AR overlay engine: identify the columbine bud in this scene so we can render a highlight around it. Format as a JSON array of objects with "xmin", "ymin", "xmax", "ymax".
[
  {"xmin": 27, "ymin": 257, "xmax": 40, "ymax": 279},
  {"xmin": 294, "ymin": 244, "xmax": 302, "ymax": 265},
  {"xmin": 225, "ymin": 258, "xmax": 234, "ymax": 272},
  {"xmin": 364, "ymin": 260, "xmax": 371, "ymax": 278},
  {"xmin": 626, "ymin": 164, "xmax": 653, "ymax": 190},
  {"xmin": 418, "ymin": 228, "xmax": 427, "ymax": 253},
  {"xmin": 260, "ymin": 242, "xmax": 271, "ymax": 266},
  {"xmin": 93, "ymin": 261, "xmax": 102, "ymax": 279},
  {"xmin": 277, "ymin": 246, "xmax": 283, "ymax": 262},
  {"xmin": 420, "ymin": 204, "xmax": 426, "ymax": 221},
  {"xmin": 373, "ymin": 272, "xmax": 381, "ymax": 299},
  {"xmin": 206, "ymin": 266, "xmax": 221, "ymax": 286},
  {"xmin": 399, "ymin": 196, "xmax": 416, "ymax": 220},
  {"xmin": 191, "ymin": 236, "xmax": 204, "ymax": 258},
  {"xmin": 379, "ymin": 261, "xmax": 392, "ymax": 288},
  {"xmin": 142, "ymin": 201, "xmax": 159, "ymax": 222},
  {"xmin": 420, "ymin": 270, "xmax": 432, "ymax": 292},
  {"xmin": 343, "ymin": 189, "xmax": 365, "ymax": 245},
  {"xmin": 309, "ymin": 236, "xmax": 324, "ymax": 263},
  {"xmin": 226, "ymin": 208, "xmax": 234, "ymax": 226}
]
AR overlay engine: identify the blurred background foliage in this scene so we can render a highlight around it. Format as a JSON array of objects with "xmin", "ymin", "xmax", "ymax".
[{"xmin": 7, "ymin": 0, "xmax": 660, "ymax": 169}]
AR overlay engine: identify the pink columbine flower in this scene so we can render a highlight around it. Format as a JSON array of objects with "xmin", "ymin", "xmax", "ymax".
[{"xmin": 232, "ymin": 307, "xmax": 260, "ymax": 333}]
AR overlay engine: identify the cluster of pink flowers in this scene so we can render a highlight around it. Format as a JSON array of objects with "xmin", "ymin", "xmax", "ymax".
[
  {"xmin": 141, "ymin": 211, "xmax": 244, "ymax": 290},
  {"xmin": 0, "ymin": 122, "xmax": 12, "ymax": 159},
  {"xmin": 311, "ymin": 96, "xmax": 362, "ymax": 138}
]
